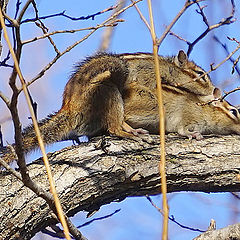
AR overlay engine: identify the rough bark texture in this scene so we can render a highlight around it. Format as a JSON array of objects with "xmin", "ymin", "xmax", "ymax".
[
  {"xmin": 194, "ymin": 223, "xmax": 240, "ymax": 240},
  {"xmin": 0, "ymin": 134, "xmax": 240, "ymax": 239}
]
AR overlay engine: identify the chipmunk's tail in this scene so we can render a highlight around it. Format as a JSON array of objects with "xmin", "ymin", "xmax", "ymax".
[{"xmin": 1, "ymin": 109, "xmax": 73, "ymax": 164}]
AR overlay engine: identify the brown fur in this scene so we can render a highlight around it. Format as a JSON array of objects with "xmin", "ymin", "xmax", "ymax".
[{"xmin": 2, "ymin": 51, "xmax": 239, "ymax": 164}]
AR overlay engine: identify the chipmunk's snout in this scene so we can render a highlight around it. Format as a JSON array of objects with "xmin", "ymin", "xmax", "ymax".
[{"xmin": 226, "ymin": 104, "xmax": 240, "ymax": 122}]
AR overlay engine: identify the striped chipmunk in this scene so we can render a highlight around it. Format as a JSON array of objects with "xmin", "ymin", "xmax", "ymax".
[
  {"xmin": 123, "ymin": 82, "xmax": 240, "ymax": 140},
  {"xmin": 1, "ymin": 50, "xmax": 239, "ymax": 164}
]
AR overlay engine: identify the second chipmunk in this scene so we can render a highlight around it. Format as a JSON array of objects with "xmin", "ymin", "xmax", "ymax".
[{"xmin": 1, "ymin": 51, "xmax": 240, "ymax": 164}]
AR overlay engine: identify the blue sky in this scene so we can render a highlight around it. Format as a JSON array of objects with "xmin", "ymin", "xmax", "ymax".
[{"xmin": 1, "ymin": 0, "xmax": 240, "ymax": 239}]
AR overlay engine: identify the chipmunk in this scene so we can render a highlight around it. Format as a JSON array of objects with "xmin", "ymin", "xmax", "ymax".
[
  {"xmin": 0, "ymin": 51, "xmax": 232, "ymax": 164},
  {"xmin": 120, "ymin": 50, "xmax": 216, "ymax": 99},
  {"xmin": 123, "ymin": 83, "xmax": 240, "ymax": 140}
]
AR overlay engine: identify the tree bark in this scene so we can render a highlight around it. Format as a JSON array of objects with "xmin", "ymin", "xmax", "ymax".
[
  {"xmin": 194, "ymin": 223, "xmax": 240, "ymax": 240},
  {"xmin": 0, "ymin": 134, "xmax": 240, "ymax": 239}
]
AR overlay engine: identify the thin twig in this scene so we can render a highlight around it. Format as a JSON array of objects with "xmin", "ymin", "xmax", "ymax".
[
  {"xmin": 14, "ymin": 0, "xmax": 22, "ymax": 19},
  {"xmin": 169, "ymin": 30, "xmax": 191, "ymax": 45},
  {"xmin": 231, "ymin": 192, "xmax": 240, "ymax": 200},
  {"xmin": 0, "ymin": 50, "xmax": 13, "ymax": 67},
  {"xmin": 26, "ymin": 20, "xmax": 120, "ymax": 87},
  {"xmin": 77, "ymin": 209, "xmax": 121, "ymax": 228},
  {"xmin": 147, "ymin": 0, "xmax": 168, "ymax": 239},
  {"xmin": 169, "ymin": 1, "xmax": 236, "ymax": 56},
  {"xmin": 195, "ymin": 41, "xmax": 240, "ymax": 82},
  {"xmin": 213, "ymin": 35, "xmax": 240, "ymax": 77},
  {"xmin": 20, "ymin": 5, "xmax": 117, "ymax": 24},
  {"xmin": 196, "ymin": 3, "xmax": 209, "ymax": 27},
  {"xmin": 179, "ymin": 40, "xmax": 240, "ymax": 91},
  {"xmin": 22, "ymin": 21, "xmax": 123, "ymax": 45},
  {"xmin": 0, "ymin": 126, "xmax": 3, "ymax": 147},
  {"xmin": 0, "ymin": 157, "xmax": 22, "ymax": 181},
  {"xmin": 0, "ymin": 7, "xmax": 71, "ymax": 240},
  {"xmin": 146, "ymin": 196, "xmax": 205, "ymax": 233},
  {"xmin": 232, "ymin": 55, "xmax": 240, "ymax": 74},
  {"xmin": 222, "ymin": 86, "xmax": 240, "ymax": 100},
  {"xmin": 157, "ymin": 0, "xmax": 203, "ymax": 48},
  {"xmin": 36, "ymin": 21, "xmax": 60, "ymax": 55},
  {"xmin": 17, "ymin": 0, "xmax": 32, "ymax": 23},
  {"xmin": 99, "ymin": 0, "xmax": 126, "ymax": 52},
  {"xmin": 31, "ymin": 0, "xmax": 60, "ymax": 55},
  {"xmin": 131, "ymin": 0, "xmax": 151, "ymax": 31},
  {"xmin": 187, "ymin": 0, "xmax": 236, "ymax": 56},
  {"xmin": 0, "ymin": 91, "xmax": 10, "ymax": 107},
  {"xmin": 25, "ymin": 0, "xmax": 142, "ymax": 88}
]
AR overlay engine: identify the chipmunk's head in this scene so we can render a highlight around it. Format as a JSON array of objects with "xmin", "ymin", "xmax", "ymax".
[
  {"xmin": 174, "ymin": 50, "xmax": 215, "ymax": 96},
  {"xmin": 195, "ymin": 94, "xmax": 240, "ymax": 136},
  {"xmin": 214, "ymin": 100, "xmax": 240, "ymax": 123}
]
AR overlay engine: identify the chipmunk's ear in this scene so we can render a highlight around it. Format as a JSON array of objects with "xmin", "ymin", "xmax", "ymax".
[
  {"xmin": 175, "ymin": 50, "xmax": 187, "ymax": 67},
  {"xmin": 213, "ymin": 87, "xmax": 222, "ymax": 99}
]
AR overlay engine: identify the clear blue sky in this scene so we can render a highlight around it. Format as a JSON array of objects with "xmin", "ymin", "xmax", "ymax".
[{"xmin": 1, "ymin": 0, "xmax": 240, "ymax": 239}]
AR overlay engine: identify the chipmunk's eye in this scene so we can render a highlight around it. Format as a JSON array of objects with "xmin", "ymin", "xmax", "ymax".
[
  {"xmin": 230, "ymin": 108, "xmax": 238, "ymax": 118},
  {"xmin": 195, "ymin": 70, "xmax": 206, "ymax": 82},
  {"xmin": 196, "ymin": 70, "xmax": 204, "ymax": 75}
]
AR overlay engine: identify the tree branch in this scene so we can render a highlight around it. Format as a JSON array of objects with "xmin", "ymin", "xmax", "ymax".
[
  {"xmin": 1, "ymin": 135, "xmax": 240, "ymax": 239},
  {"xmin": 25, "ymin": 0, "xmax": 142, "ymax": 88},
  {"xmin": 194, "ymin": 222, "xmax": 240, "ymax": 240},
  {"xmin": 169, "ymin": 0, "xmax": 236, "ymax": 56},
  {"xmin": 20, "ymin": 5, "xmax": 117, "ymax": 24}
]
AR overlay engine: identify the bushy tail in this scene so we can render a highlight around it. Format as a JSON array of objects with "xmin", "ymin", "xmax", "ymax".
[{"xmin": 1, "ymin": 109, "xmax": 73, "ymax": 164}]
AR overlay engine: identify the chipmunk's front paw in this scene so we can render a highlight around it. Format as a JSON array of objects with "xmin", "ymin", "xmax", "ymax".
[
  {"xmin": 188, "ymin": 131, "xmax": 204, "ymax": 140},
  {"xmin": 130, "ymin": 128, "xmax": 149, "ymax": 136},
  {"xmin": 178, "ymin": 127, "xmax": 204, "ymax": 140}
]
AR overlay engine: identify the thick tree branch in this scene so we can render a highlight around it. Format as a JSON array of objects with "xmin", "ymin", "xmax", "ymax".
[
  {"xmin": 1, "ymin": 135, "xmax": 240, "ymax": 239},
  {"xmin": 194, "ymin": 223, "xmax": 240, "ymax": 240}
]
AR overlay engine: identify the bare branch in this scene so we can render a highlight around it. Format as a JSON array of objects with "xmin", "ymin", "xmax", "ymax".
[
  {"xmin": 20, "ymin": 5, "xmax": 118, "ymax": 24},
  {"xmin": 0, "ymin": 90, "xmax": 10, "ymax": 106},
  {"xmin": 186, "ymin": 0, "xmax": 236, "ymax": 56},
  {"xmin": 181, "ymin": 42, "xmax": 240, "ymax": 103},
  {"xmin": 76, "ymin": 209, "xmax": 121, "ymax": 229},
  {"xmin": 196, "ymin": 3, "xmax": 209, "ymax": 27},
  {"xmin": 222, "ymin": 86, "xmax": 240, "ymax": 100},
  {"xmin": 231, "ymin": 192, "xmax": 240, "ymax": 200},
  {"xmin": 169, "ymin": 30, "xmax": 191, "ymax": 45},
  {"xmin": 17, "ymin": 0, "xmax": 32, "ymax": 23},
  {"xmin": 186, "ymin": 39, "xmax": 240, "ymax": 87},
  {"xmin": 1, "ymin": 135, "xmax": 240, "ymax": 239},
  {"xmin": 147, "ymin": 0, "xmax": 168, "ymax": 238},
  {"xmin": 131, "ymin": 0, "xmax": 151, "ymax": 32},
  {"xmin": 35, "ymin": 21, "xmax": 60, "ymax": 55},
  {"xmin": 25, "ymin": 0, "xmax": 142, "ymax": 88},
  {"xmin": 146, "ymin": 196, "xmax": 205, "ymax": 233},
  {"xmin": 0, "ymin": 126, "xmax": 3, "ymax": 147},
  {"xmin": 22, "ymin": 21, "xmax": 123, "ymax": 45},
  {"xmin": 0, "ymin": 6, "xmax": 75, "ymax": 239},
  {"xmin": 232, "ymin": 55, "xmax": 240, "ymax": 74},
  {"xmin": 0, "ymin": 157, "xmax": 22, "ymax": 181},
  {"xmin": 169, "ymin": 1, "xmax": 236, "ymax": 56},
  {"xmin": 30, "ymin": 0, "xmax": 60, "ymax": 55},
  {"xmin": 0, "ymin": 50, "xmax": 13, "ymax": 67},
  {"xmin": 99, "ymin": 0, "xmax": 126, "ymax": 52},
  {"xmin": 157, "ymin": 0, "xmax": 204, "ymax": 47},
  {"xmin": 213, "ymin": 35, "xmax": 240, "ymax": 77},
  {"xmin": 14, "ymin": 0, "xmax": 21, "ymax": 19}
]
